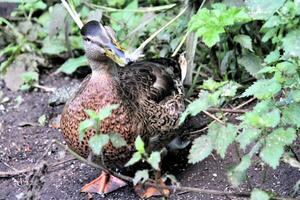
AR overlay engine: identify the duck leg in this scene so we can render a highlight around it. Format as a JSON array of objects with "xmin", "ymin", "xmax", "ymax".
[{"xmin": 81, "ymin": 171, "xmax": 127, "ymax": 195}]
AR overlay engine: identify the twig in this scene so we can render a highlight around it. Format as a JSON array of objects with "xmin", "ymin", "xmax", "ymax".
[
  {"xmin": 83, "ymin": 1, "xmax": 176, "ymax": 13},
  {"xmin": 202, "ymin": 110, "xmax": 225, "ymax": 125},
  {"xmin": 34, "ymin": 84, "xmax": 56, "ymax": 92},
  {"xmin": 61, "ymin": 0, "xmax": 83, "ymax": 28},
  {"xmin": 172, "ymin": 31, "xmax": 188, "ymax": 57},
  {"xmin": 207, "ymin": 108, "xmax": 248, "ymax": 113},
  {"xmin": 133, "ymin": 7, "xmax": 188, "ymax": 56}
]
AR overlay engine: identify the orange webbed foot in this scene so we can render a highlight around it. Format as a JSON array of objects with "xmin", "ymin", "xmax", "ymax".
[
  {"xmin": 134, "ymin": 179, "xmax": 170, "ymax": 199},
  {"xmin": 81, "ymin": 171, "xmax": 127, "ymax": 195}
]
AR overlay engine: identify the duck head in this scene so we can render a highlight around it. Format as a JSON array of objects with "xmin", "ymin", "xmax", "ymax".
[{"xmin": 81, "ymin": 20, "xmax": 129, "ymax": 66}]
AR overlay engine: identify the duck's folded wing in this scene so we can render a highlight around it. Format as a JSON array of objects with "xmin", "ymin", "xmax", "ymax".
[{"xmin": 116, "ymin": 58, "xmax": 182, "ymax": 103}]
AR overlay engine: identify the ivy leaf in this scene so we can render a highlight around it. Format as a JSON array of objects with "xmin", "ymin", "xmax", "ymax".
[
  {"xmin": 250, "ymin": 189, "xmax": 270, "ymax": 200},
  {"xmin": 245, "ymin": 0, "xmax": 285, "ymax": 20},
  {"xmin": 260, "ymin": 128, "xmax": 296, "ymax": 169},
  {"xmin": 236, "ymin": 127, "xmax": 261, "ymax": 150},
  {"xmin": 109, "ymin": 133, "xmax": 127, "ymax": 148},
  {"xmin": 282, "ymin": 29, "xmax": 300, "ymax": 58},
  {"xmin": 133, "ymin": 170, "xmax": 149, "ymax": 185},
  {"xmin": 241, "ymin": 79, "xmax": 281, "ymax": 99},
  {"xmin": 125, "ymin": 152, "xmax": 142, "ymax": 167},
  {"xmin": 238, "ymin": 53, "xmax": 264, "ymax": 79},
  {"xmin": 208, "ymin": 122, "xmax": 238, "ymax": 158},
  {"xmin": 147, "ymin": 152, "xmax": 161, "ymax": 170},
  {"xmin": 135, "ymin": 135, "xmax": 145, "ymax": 154},
  {"xmin": 98, "ymin": 104, "xmax": 119, "ymax": 121},
  {"xmin": 78, "ymin": 119, "xmax": 95, "ymax": 141},
  {"xmin": 188, "ymin": 135, "xmax": 213, "ymax": 164},
  {"xmin": 282, "ymin": 104, "xmax": 300, "ymax": 128},
  {"xmin": 234, "ymin": 34, "xmax": 253, "ymax": 51},
  {"xmin": 290, "ymin": 90, "xmax": 300, "ymax": 102},
  {"xmin": 88, "ymin": 134, "xmax": 110, "ymax": 155},
  {"xmin": 57, "ymin": 56, "xmax": 88, "ymax": 74}
]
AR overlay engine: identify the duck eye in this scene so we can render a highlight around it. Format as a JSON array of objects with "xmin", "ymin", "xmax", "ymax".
[{"xmin": 85, "ymin": 38, "xmax": 91, "ymax": 42}]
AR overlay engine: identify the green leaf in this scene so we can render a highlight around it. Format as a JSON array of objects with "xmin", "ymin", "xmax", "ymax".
[
  {"xmin": 282, "ymin": 29, "xmax": 300, "ymax": 58},
  {"xmin": 208, "ymin": 122, "xmax": 238, "ymax": 158},
  {"xmin": 219, "ymin": 81, "xmax": 241, "ymax": 97},
  {"xmin": 21, "ymin": 71, "xmax": 39, "ymax": 83},
  {"xmin": 290, "ymin": 90, "xmax": 300, "ymax": 102},
  {"xmin": 125, "ymin": 152, "xmax": 142, "ymax": 167},
  {"xmin": 236, "ymin": 127, "xmax": 261, "ymax": 150},
  {"xmin": 234, "ymin": 34, "xmax": 253, "ymax": 51},
  {"xmin": 41, "ymin": 36, "xmax": 67, "ymax": 55},
  {"xmin": 282, "ymin": 104, "xmax": 300, "ymax": 128},
  {"xmin": 245, "ymin": 0, "xmax": 285, "ymax": 20},
  {"xmin": 38, "ymin": 114, "xmax": 46, "ymax": 126},
  {"xmin": 85, "ymin": 109, "xmax": 98, "ymax": 120},
  {"xmin": 241, "ymin": 79, "xmax": 281, "ymax": 99},
  {"xmin": 78, "ymin": 119, "xmax": 95, "ymax": 141},
  {"xmin": 147, "ymin": 151, "xmax": 161, "ymax": 170},
  {"xmin": 260, "ymin": 128, "xmax": 296, "ymax": 168},
  {"xmin": 180, "ymin": 91, "xmax": 219, "ymax": 124},
  {"xmin": 201, "ymin": 79, "xmax": 226, "ymax": 91},
  {"xmin": 133, "ymin": 170, "xmax": 149, "ymax": 185},
  {"xmin": 98, "ymin": 104, "xmax": 119, "ymax": 121},
  {"xmin": 250, "ymin": 189, "xmax": 270, "ymax": 200},
  {"xmin": 188, "ymin": 135, "xmax": 213, "ymax": 164},
  {"xmin": 88, "ymin": 134, "xmax": 110, "ymax": 155},
  {"xmin": 238, "ymin": 53, "xmax": 264, "ymax": 79},
  {"xmin": 57, "ymin": 56, "xmax": 88, "ymax": 74},
  {"xmin": 109, "ymin": 133, "xmax": 127, "ymax": 148},
  {"xmin": 264, "ymin": 50, "xmax": 280, "ymax": 64},
  {"xmin": 135, "ymin": 135, "xmax": 145, "ymax": 154},
  {"xmin": 228, "ymin": 154, "xmax": 251, "ymax": 186}
]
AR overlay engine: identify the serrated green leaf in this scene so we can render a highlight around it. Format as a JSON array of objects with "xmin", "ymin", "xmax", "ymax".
[
  {"xmin": 201, "ymin": 79, "xmax": 227, "ymax": 91},
  {"xmin": 241, "ymin": 79, "xmax": 281, "ymax": 99},
  {"xmin": 282, "ymin": 29, "xmax": 300, "ymax": 58},
  {"xmin": 208, "ymin": 122, "xmax": 238, "ymax": 158},
  {"xmin": 78, "ymin": 119, "xmax": 95, "ymax": 141},
  {"xmin": 57, "ymin": 56, "xmax": 88, "ymax": 74},
  {"xmin": 228, "ymin": 155, "xmax": 251, "ymax": 186},
  {"xmin": 250, "ymin": 189, "xmax": 270, "ymax": 200},
  {"xmin": 234, "ymin": 34, "xmax": 253, "ymax": 51},
  {"xmin": 236, "ymin": 127, "xmax": 261, "ymax": 150},
  {"xmin": 219, "ymin": 81, "xmax": 241, "ymax": 97},
  {"xmin": 282, "ymin": 104, "xmax": 300, "ymax": 128},
  {"xmin": 88, "ymin": 134, "xmax": 110, "ymax": 155},
  {"xmin": 260, "ymin": 128, "xmax": 296, "ymax": 168},
  {"xmin": 264, "ymin": 50, "xmax": 280, "ymax": 64},
  {"xmin": 98, "ymin": 104, "xmax": 119, "ymax": 121},
  {"xmin": 109, "ymin": 133, "xmax": 127, "ymax": 148},
  {"xmin": 238, "ymin": 53, "xmax": 264, "ymax": 79},
  {"xmin": 125, "ymin": 152, "xmax": 142, "ymax": 167},
  {"xmin": 188, "ymin": 135, "xmax": 213, "ymax": 164},
  {"xmin": 133, "ymin": 170, "xmax": 149, "ymax": 185},
  {"xmin": 135, "ymin": 135, "xmax": 145, "ymax": 154},
  {"xmin": 147, "ymin": 151, "xmax": 161, "ymax": 170},
  {"xmin": 245, "ymin": 0, "xmax": 285, "ymax": 20}
]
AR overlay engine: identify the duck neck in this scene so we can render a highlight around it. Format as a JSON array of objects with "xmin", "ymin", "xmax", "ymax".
[{"xmin": 88, "ymin": 58, "xmax": 114, "ymax": 78}]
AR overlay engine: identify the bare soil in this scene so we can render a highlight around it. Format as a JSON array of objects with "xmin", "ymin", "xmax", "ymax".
[{"xmin": 0, "ymin": 72, "xmax": 299, "ymax": 200}]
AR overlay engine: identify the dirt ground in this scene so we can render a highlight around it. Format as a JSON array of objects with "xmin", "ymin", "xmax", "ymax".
[{"xmin": 1, "ymin": 71, "xmax": 300, "ymax": 200}]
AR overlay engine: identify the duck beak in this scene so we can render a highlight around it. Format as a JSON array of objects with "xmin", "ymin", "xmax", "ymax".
[{"xmin": 103, "ymin": 40, "xmax": 129, "ymax": 66}]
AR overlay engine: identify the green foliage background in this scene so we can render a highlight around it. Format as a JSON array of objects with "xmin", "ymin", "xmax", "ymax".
[{"xmin": 1, "ymin": 0, "xmax": 300, "ymax": 199}]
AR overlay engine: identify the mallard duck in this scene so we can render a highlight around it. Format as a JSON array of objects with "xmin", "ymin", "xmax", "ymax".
[{"xmin": 60, "ymin": 20, "xmax": 185, "ymax": 197}]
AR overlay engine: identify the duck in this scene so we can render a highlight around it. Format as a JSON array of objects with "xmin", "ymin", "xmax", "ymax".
[{"xmin": 60, "ymin": 20, "xmax": 185, "ymax": 198}]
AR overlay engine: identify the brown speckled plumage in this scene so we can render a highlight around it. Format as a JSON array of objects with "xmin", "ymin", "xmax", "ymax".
[{"xmin": 60, "ymin": 21, "xmax": 185, "ymax": 170}]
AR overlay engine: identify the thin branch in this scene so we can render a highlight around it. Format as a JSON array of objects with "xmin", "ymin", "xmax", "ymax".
[
  {"xmin": 61, "ymin": 0, "xmax": 83, "ymax": 28},
  {"xmin": 83, "ymin": 1, "xmax": 176, "ymax": 13},
  {"xmin": 172, "ymin": 31, "xmax": 188, "ymax": 57},
  {"xmin": 207, "ymin": 108, "xmax": 248, "ymax": 113},
  {"xmin": 133, "ymin": 7, "xmax": 188, "ymax": 56},
  {"xmin": 202, "ymin": 110, "xmax": 225, "ymax": 125}
]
